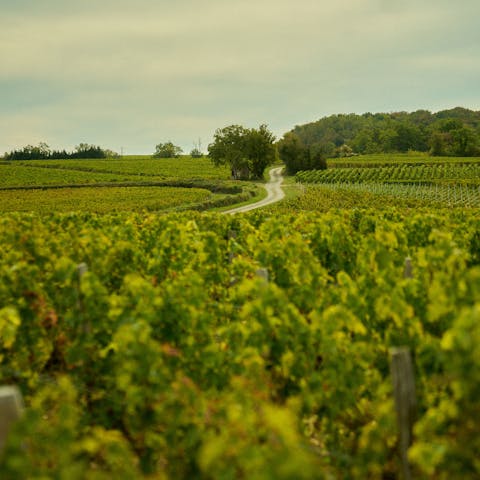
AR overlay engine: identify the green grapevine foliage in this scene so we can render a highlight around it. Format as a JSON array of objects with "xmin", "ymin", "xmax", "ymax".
[
  {"xmin": 0, "ymin": 209, "xmax": 479, "ymax": 478},
  {"xmin": 296, "ymin": 164, "xmax": 480, "ymax": 185}
]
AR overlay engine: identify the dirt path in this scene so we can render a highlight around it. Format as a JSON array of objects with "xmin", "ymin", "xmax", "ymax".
[{"xmin": 223, "ymin": 166, "xmax": 285, "ymax": 214}]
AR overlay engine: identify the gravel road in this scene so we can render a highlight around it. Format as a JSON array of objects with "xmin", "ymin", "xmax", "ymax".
[{"xmin": 223, "ymin": 166, "xmax": 285, "ymax": 214}]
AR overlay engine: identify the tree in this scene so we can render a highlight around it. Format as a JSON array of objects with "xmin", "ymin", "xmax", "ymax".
[
  {"xmin": 429, "ymin": 132, "xmax": 446, "ymax": 156},
  {"xmin": 154, "ymin": 142, "xmax": 183, "ymax": 158},
  {"xmin": 73, "ymin": 144, "xmax": 106, "ymax": 158},
  {"xmin": 190, "ymin": 148, "xmax": 203, "ymax": 158},
  {"xmin": 450, "ymin": 126, "xmax": 480, "ymax": 156},
  {"xmin": 208, "ymin": 124, "xmax": 276, "ymax": 179},
  {"xmin": 190, "ymin": 139, "xmax": 203, "ymax": 158},
  {"xmin": 277, "ymin": 132, "xmax": 326, "ymax": 174},
  {"xmin": 306, "ymin": 149, "xmax": 327, "ymax": 171},
  {"xmin": 277, "ymin": 132, "xmax": 306, "ymax": 175},
  {"xmin": 429, "ymin": 120, "xmax": 480, "ymax": 156},
  {"xmin": 103, "ymin": 149, "xmax": 120, "ymax": 158},
  {"xmin": 245, "ymin": 124, "xmax": 277, "ymax": 179},
  {"xmin": 334, "ymin": 144, "xmax": 355, "ymax": 158}
]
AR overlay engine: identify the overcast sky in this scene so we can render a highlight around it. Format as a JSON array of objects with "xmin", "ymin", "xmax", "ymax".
[{"xmin": 1, "ymin": 0, "xmax": 479, "ymax": 154}]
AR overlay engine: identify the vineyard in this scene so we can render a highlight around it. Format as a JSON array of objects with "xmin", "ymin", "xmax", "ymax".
[
  {"xmin": 296, "ymin": 164, "xmax": 480, "ymax": 185},
  {"xmin": 266, "ymin": 184, "xmax": 449, "ymax": 212},
  {"xmin": 0, "ymin": 186, "xmax": 216, "ymax": 214},
  {"xmin": 0, "ymin": 209, "xmax": 479, "ymax": 478},
  {"xmin": 14, "ymin": 156, "xmax": 231, "ymax": 181},
  {"xmin": 0, "ymin": 165, "xmax": 146, "ymax": 187},
  {"xmin": 294, "ymin": 159, "xmax": 480, "ymax": 209},
  {"xmin": 327, "ymin": 153, "xmax": 480, "ymax": 168},
  {"xmin": 287, "ymin": 182, "xmax": 480, "ymax": 209},
  {"xmin": 0, "ymin": 154, "xmax": 479, "ymax": 478},
  {"xmin": 0, "ymin": 157, "xmax": 255, "ymax": 214}
]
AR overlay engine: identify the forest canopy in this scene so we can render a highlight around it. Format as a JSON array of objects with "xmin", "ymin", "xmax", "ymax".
[{"xmin": 290, "ymin": 107, "xmax": 480, "ymax": 158}]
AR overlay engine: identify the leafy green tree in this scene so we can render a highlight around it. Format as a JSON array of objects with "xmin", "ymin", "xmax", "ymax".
[
  {"xmin": 190, "ymin": 139, "xmax": 203, "ymax": 158},
  {"xmin": 429, "ymin": 132, "xmax": 446, "ymax": 156},
  {"xmin": 450, "ymin": 126, "xmax": 480, "ymax": 156},
  {"xmin": 334, "ymin": 144, "xmax": 355, "ymax": 158},
  {"xmin": 394, "ymin": 122, "xmax": 426, "ymax": 152},
  {"xmin": 429, "ymin": 120, "xmax": 480, "ymax": 156},
  {"xmin": 208, "ymin": 125, "xmax": 249, "ymax": 179},
  {"xmin": 351, "ymin": 129, "xmax": 377, "ymax": 154},
  {"xmin": 278, "ymin": 133, "xmax": 326, "ymax": 174},
  {"xmin": 307, "ymin": 149, "xmax": 327, "ymax": 170},
  {"xmin": 277, "ymin": 132, "xmax": 307, "ymax": 175},
  {"xmin": 37, "ymin": 142, "xmax": 51, "ymax": 156},
  {"xmin": 154, "ymin": 142, "xmax": 183, "ymax": 158},
  {"xmin": 311, "ymin": 141, "xmax": 335, "ymax": 158},
  {"xmin": 73, "ymin": 143, "xmax": 106, "ymax": 158},
  {"xmin": 245, "ymin": 124, "xmax": 277, "ymax": 179},
  {"xmin": 208, "ymin": 124, "xmax": 276, "ymax": 179},
  {"xmin": 103, "ymin": 149, "xmax": 120, "ymax": 158},
  {"xmin": 190, "ymin": 148, "xmax": 203, "ymax": 158}
]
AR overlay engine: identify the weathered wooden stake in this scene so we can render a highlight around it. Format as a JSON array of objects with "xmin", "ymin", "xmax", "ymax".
[
  {"xmin": 403, "ymin": 257, "xmax": 413, "ymax": 279},
  {"xmin": 77, "ymin": 262, "xmax": 88, "ymax": 279},
  {"xmin": 390, "ymin": 347, "xmax": 417, "ymax": 480},
  {"xmin": 0, "ymin": 386, "xmax": 24, "ymax": 453},
  {"xmin": 227, "ymin": 231, "xmax": 237, "ymax": 264},
  {"xmin": 256, "ymin": 268, "xmax": 269, "ymax": 282},
  {"xmin": 76, "ymin": 263, "xmax": 92, "ymax": 333}
]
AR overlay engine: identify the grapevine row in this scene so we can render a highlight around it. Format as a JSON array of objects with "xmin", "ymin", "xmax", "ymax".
[
  {"xmin": 0, "ymin": 210, "xmax": 479, "ymax": 478},
  {"xmin": 296, "ymin": 163, "xmax": 480, "ymax": 184},
  {"xmin": 302, "ymin": 181, "xmax": 480, "ymax": 208}
]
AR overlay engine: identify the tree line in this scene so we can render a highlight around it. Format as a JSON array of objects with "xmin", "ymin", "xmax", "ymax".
[
  {"xmin": 287, "ymin": 107, "xmax": 480, "ymax": 158},
  {"xmin": 4, "ymin": 143, "xmax": 117, "ymax": 161}
]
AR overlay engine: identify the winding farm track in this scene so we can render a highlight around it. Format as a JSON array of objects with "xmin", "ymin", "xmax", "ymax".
[{"xmin": 223, "ymin": 166, "xmax": 285, "ymax": 214}]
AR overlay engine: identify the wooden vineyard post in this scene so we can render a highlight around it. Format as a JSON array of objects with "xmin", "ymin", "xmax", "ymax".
[
  {"xmin": 390, "ymin": 347, "xmax": 417, "ymax": 480},
  {"xmin": 227, "ymin": 230, "xmax": 237, "ymax": 265},
  {"xmin": 403, "ymin": 257, "xmax": 413, "ymax": 279},
  {"xmin": 256, "ymin": 268, "xmax": 269, "ymax": 282},
  {"xmin": 77, "ymin": 262, "xmax": 88, "ymax": 279},
  {"xmin": 0, "ymin": 386, "xmax": 24, "ymax": 453}
]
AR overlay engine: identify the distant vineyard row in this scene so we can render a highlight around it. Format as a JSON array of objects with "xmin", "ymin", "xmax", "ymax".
[
  {"xmin": 296, "ymin": 164, "xmax": 480, "ymax": 184},
  {"xmin": 267, "ymin": 184, "xmax": 479, "ymax": 212},
  {"xmin": 0, "ymin": 183, "xmax": 257, "ymax": 214},
  {"xmin": 327, "ymin": 153, "xmax": 480, "ymax": 168},
  {"xmin": 12, "ymin": 156, "xmax": 230, "ymax": 181}
]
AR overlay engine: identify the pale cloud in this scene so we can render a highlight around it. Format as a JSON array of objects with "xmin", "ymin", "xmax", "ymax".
[{"xmin": 0, "ymin": 0, "xmax": 479, "ymax": 153}]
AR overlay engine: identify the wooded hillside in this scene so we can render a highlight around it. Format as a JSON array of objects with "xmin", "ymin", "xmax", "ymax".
[{"xmin": 290, "ymin": 107, "xmax": 480, "ymax": 157}]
